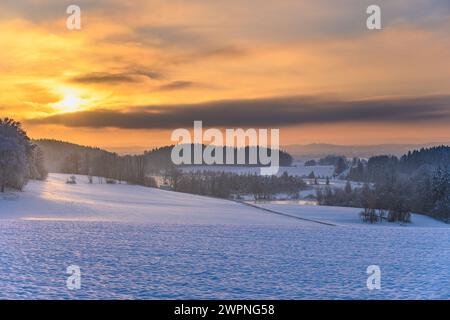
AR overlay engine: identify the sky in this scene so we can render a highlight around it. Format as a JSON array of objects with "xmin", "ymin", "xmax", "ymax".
[{"xmin": 1, "ymin": 0, "xmax": 450, "ymax": 153}]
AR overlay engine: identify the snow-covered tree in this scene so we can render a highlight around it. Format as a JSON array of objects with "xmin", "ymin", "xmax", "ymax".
[
  {"xmin": 432, "ymin": 166, "xmax": 450, "ymax": 222},
  {"xmin": 0, "ymin": 118, "xmax": 45, "ymax": 192},
  {"xmin": 0, "ymin": 119, "xmax": 30, "ymax": 191},
  {"xmin": 28, "ymin": 145, "xmax": 48, "ymax": 181}
]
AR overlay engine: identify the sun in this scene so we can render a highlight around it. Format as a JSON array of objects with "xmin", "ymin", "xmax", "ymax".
[
  {"xmin": 56, "ymin": 94, "xmax": 85, "ymax": 112},
  {"xmin": 52, "ymin": 88, "xmax": 88, "ymax": 113}
]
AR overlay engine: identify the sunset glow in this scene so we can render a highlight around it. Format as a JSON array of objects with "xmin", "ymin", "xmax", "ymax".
[
  {"xmin": 51, "ymin": 88, "xmax": 88, "ymax": 113},
  {"xmin": 1, "ymin": 0, "xmax": 449, "ymax": 151}
]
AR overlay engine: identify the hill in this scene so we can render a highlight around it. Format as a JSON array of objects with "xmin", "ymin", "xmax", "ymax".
[
  {"xmin": 33, "ymin": 139, "xmax": 293, "ymax": 174},
  {"xmin": 33, "ymin": 139, "xmax": 116, "ymax": 173}
]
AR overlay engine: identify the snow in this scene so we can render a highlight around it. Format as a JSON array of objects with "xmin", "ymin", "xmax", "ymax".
[
  {"xmin": 251, "ymin": 203, "xmax": 450, "ymax": 228},
  {"xmin": 0, "ymin": 174, "xmax": 294, "ymax": 226},
  {"xmin": 0, "ymin": 174, "xmax": 449, "ymax": 299}
]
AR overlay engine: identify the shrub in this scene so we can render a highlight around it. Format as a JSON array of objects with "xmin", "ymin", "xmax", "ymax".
[{"xmin": 66, "ymin": 176, "xmax": 77, "ymax": 184}]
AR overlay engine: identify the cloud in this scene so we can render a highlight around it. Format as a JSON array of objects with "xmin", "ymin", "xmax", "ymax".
[
  {"xmin": 71, "ymin": 71, "xmax": 161, "ymax": 84},
  {"xmin": 133, "ymin": 25, "xmax": 208, "ymax": 47},
  {"xmin": 158, "ymin": 81, "xmax": 196, "ymax": 91},
  {"xmin": 28, "ymin": 94, "xmax": 450, "ymax": 129},
  {"xmin": 0, "ymin": 0, "xmax": 136, "ymax": 22},
  {"xmin": 190, "ymin": 46, "xmax": 248, "ymax": 62}
]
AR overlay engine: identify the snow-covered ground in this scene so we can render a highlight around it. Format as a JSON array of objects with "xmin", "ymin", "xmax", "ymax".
[
  {"xmin": 0, "ymin": 174, "xmax": 292, "ymax": 226},
  {"xmin": 0, "ymin": 174, "xmax": 449, "ymax": 299},
  {"xmin": 251, "ymin": 202, "xmax": 449, "ymax": 228}
]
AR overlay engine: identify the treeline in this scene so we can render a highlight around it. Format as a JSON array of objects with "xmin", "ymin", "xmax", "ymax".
[
  {"xmin": 347, "ymin": 146, "xmax": 450, "ymax": 183},
  {"xmin": 305, "ymin": 155, "xmax": 348, "ymax": 176},
  {"xmin": 145, "ymin": 144, "xmax": 293, "ymax": 172},
  {"xmin": 0, "ymin": 118, "xmax": 47, "ymax": 192},
  {"xmin": 36, "ymin": 140, "xmax": 294, "ymax": 186},
  {"xmin": 401, "ymin": 146, "xmax": 450, "ymax": 172},
  {"xmin": 36, "ymin": 139, "xmax": 160, "ymax": 186},
  {"xmin": 322, "ymin": 146, "xmax": 450, "ymax": 223},
  {"xmin": 317, "ymin": 182, "xmax": 412, "ymax": 223},
  {"xmin": 60, "ymin": 151, "xmax": 157, "ymax": 186},
  {"xmin": 34, "ymin": 139, "xmax": 112, "ymax": 173},
  {"xmin": 165, "ymin": 170, "xmax": 307, "ymax": 200}
]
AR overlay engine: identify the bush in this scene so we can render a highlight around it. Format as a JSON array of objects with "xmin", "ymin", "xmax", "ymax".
[
  {"xmin": 66, "ymin": 176, "xmax": 77, "ymax": 184},
  {"xmin": 359, "ymin": 208, "xmax": 380, "ymax": 224},
  {"xmin": 387, "ymin": 197, "xmax": 412, "ymax": 223},
  {"xmin": 387, "ymin": 210, "xmax": 411, "ymax": 223}
]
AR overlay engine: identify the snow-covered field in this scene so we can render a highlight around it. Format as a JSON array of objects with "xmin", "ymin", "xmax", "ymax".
[
  {"xmin": 251, "ymin": 202, "xmax": 449, "ymax": 228},
  {"xmin": 0, "ymin": 174, "xmax": 449, "ymax": 299}
]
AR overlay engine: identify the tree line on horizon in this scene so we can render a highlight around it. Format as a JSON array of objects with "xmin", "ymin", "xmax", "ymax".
[{"xmin": 34, "ymin": 139, "xmax": 292, "ymax": 179}]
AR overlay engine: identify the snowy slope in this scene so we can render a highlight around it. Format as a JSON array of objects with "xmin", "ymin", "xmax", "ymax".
[
  {"xmin": 0, "ymin": 174, "xmax": 298, "ymax": 226},
  {"xmin": 251, "ymin": 203, "xmax": 450, "ymax": 228},
  {"xmin": 0, "ymin": 174, "xmax": 449, "ymax": 299}
]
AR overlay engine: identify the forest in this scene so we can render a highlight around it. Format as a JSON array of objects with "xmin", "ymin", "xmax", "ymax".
[{"xmin": 320, "ymin": 146, "xmax": 450, "ymax": 223}]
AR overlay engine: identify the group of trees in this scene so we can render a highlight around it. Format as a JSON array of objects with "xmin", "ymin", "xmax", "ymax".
[
  {"xmin": 0, "ymin": 118, "xmax": 47, "ymax": 192},
  {"xmin": 35, "ymin": 140, "xmax": 295, "ymax": 188},
  {"xmin": 36, "ymin": 139, "xmax": 154, "ymax": 186},
  {"xmin": 61, "ymin": 151, "xmax": 157, "ymax": 186},
  {"xmin": 38, "ymin": 140, "xmax": 295, "ymax": 174},
  {"xmin": 347, "ymin": 146, "xmax": 450, "ymax": 183},
  {"xmin": 305, "ymin": 155, "xmax": 349, "ymax": 176},
  {"xmin": 42, "ymin": 142, "xmax": 297, "ymax": 188},
  {"xmin": 318, "ymin": 147, "xmax": 450, "ymax": 223},
  {"xmin": 401, "ymin": 146, "xmax": 450, "ymax": 171},
  {"xmin": 347, "ymin": 155, "xmax": 398, "ymax": 184},
  {"xmin": 164, "ymin": 170, "xmax": 307, "ymax": 200},
  {"xmin": 317, "ymin": 182, "xmax": 412, "ymax": 223},
  {"xmin": 144, "ymin": 144, "xmax": 293, "ymax": 170},
  {"xmin": 431, "ymin": 166, "xmax": 450, "ymax": 222}
]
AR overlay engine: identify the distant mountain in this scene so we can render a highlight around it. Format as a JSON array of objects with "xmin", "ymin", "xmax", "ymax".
[{"xmin": 284, "ymin": 142, "xmax": 450, "ymax": 160}]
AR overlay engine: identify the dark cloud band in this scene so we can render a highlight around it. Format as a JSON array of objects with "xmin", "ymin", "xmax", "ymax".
[
  {"xmin": 28, "ymin": 95, "xmax": 450, "ymax": 129},
  {"xmin": 158, "ymin": 81, "xmax": 196, "ymax": 91},
  {"xmin": 71, "ymin": 71, "xmax": 162, "ymax": 84}
]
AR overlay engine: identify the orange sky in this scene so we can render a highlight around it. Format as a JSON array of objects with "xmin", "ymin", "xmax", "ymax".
[{"xmin": 1, "ymin": 0, "xmax": 450, "ymax": 152}]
